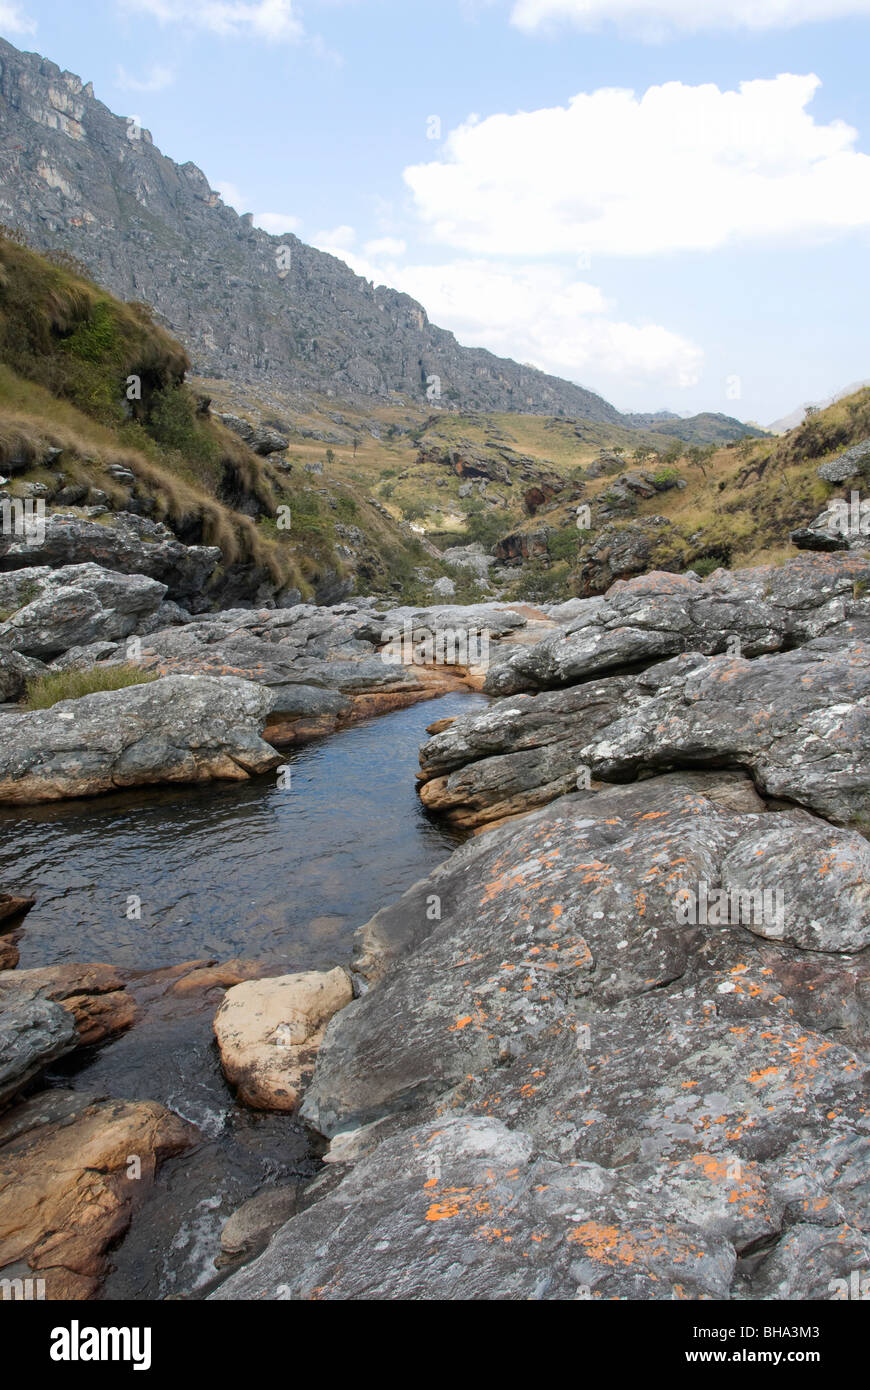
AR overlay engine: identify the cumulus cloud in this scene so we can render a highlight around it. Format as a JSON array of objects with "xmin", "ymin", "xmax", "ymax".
[
  {"xmin": 509, "ymin": 0, "xmax": 870, "ymax": 36},
  {"xmin": 124, "ymin": 0, "xmax": 303, "ymax": 40},
  {"xmin": 324, "ymin": 250, "xmax": 703, "ymax": 390},
  {"xmin": 116, "ymin": 64, "xmax": 175, "ymax": 92},
  {"xmin": 313, "ymin": 224, "xmax": 357, "ymax": 253},
  {"xmin": 403, "ymin": 74, "xmax": 870, "ymax": 257},
  {"xmin": 0, "ymin": 2, "xmax": 35, "ymax": 33},
  {"xmin": 255, "ymin": 212, "xmax": 302, "ymax": 234}
]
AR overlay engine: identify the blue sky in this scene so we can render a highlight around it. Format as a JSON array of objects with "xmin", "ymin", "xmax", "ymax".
[{"xmin": 2, "ymin": 0, "xmax": 870, "ymax": 423}]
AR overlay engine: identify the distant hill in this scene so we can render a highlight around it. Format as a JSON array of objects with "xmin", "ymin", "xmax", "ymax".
[
  {"xmin": 768, "ymin": 380, "xmax": 870, "ymax": 435},
  {"xmin": 623, "ymin": 411, "xmax": 767, "ymax": 444}
]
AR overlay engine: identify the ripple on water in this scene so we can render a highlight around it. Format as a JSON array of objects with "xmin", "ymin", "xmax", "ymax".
[{"xmin": 0, "ymin": 691, "xmax": 486, "ymax": 971}]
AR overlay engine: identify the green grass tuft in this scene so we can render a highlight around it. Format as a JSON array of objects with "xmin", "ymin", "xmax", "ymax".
[{"xmin": 22, "ymin": 665, "xmax": 159, "ymax": 709}]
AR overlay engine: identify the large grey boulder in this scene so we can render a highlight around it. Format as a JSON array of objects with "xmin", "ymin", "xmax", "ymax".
[
  {"xmin": 0, "ymin": 648, "xmax": 47, "ymax": 702},
  {"xmin": 213, "ymin": 773, "xmax": 870, "ymax": 1301},
  {"xmin": 0, "ymin": 563, "xmax": 166, "ymax": 659},
  {"xmin": 0, "ymin": 674, "xmax": 281, "ymax": 803},
  {"xmin": 0, "ymin": 512, "xmax": 221, "ymax": 602},
  {"xmin": 582, "ymin": 642, "xmax": 870, "ymax": 826},
  {"xmin": 0, "ymin": 980, "xmax": 76, "ymax": 1109},
  {"xmin": 817, "ymin": 439, "xmax": 870, "ymax": 483}
]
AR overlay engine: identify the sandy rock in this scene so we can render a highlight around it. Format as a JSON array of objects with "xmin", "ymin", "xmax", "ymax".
[
  {"xmin": 214, "ymin": 967, "xmax": 353, "ymax": 1110},
  {"xmin": 0, "ymin": 1090, "xmax": 196, "ymax": 1299}
]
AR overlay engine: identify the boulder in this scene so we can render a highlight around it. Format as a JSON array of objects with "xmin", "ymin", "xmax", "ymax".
[
  {"xmin": 213, "ymin": 773, "xmax": 870, "ymax": 1301},
  {"xmin": 0, "ymin": 674, "xmax": 281, "ymax": 804},
  {"xmin": 485, "ymin": 552, "xmax": 870, "ymax": 695},
  {"xmin": 216, "ymin": 413, "xmax": 289, "ymax": 456},
  {"xmin": 0, "ymin": 1090, "xmax": 195, "ymax": 1299},
  {"xmin": 213, "ymin": 968, "xmax": 354, "ymax": 1110},
  {"xmin": 582, "ymin": 643, "xmax": 870, "ymax": 827},
  {"xmin": 0, "ymin": 563, "xmax": 167, "ymax": 659},
  {"xmin": 0, "ymin": 983, "xmax": 76, "ymax": 1109},
  {"xmin": 219, "ymin": 1185, "xmax": 302, "ymax": 1262},
  {"xmin": 817, "ymin": 439, "xmax": 870, "ymax": 483},
  {"xmin": 0, "ymin": 649, "xmax": 46, "ymax": 702},
  {"xmin": 0, "ymin": 512, "xmax": 220, "ymax": 602},
  {"xmin": 0, "ymin": 965, "xmax": 135, "ymax": 1107}
]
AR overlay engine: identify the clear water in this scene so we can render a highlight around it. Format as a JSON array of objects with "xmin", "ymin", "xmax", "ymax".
[{"xmin": 0, "ymin": 691, "xmax": 486, "ymax": 1299}]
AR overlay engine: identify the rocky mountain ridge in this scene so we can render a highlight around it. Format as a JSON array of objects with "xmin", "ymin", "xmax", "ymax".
[{"xmin": 0, "ymin": 36, "xmax": 753, "ymax": 442}]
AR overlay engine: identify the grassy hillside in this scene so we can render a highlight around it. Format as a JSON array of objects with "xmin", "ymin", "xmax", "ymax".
[
  {"xmin": 0, "ymin": 231, "xmax": 453, "ymax": 602},
  {"xmin": 488, "ymin": 387, "xmax": 870, "ymax": 601},
  {"xmin": 207, "ymin": 367, "xmax": 867, "ymax": 604}
]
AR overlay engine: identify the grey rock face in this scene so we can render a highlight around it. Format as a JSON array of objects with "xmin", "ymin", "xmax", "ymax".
[
  {"xmin": 213, "ymin": 773, "xmax": 870, "ymax": 1301},
  {"xmin": 215, "ymin": 414, "xmax": 289, "ymax": 456},
  {"xmin": 0, "ymin": 562, "xmax": 166, "ymax": 658},
  {"xmin": 484, "ymin": 552, "xmax": 870, "ymax": 695},
  {"xmin": 582, "ymin": 643, "xmax": 870, "ymax": 826},
  {"xmin": 0, "ymin": 647, "xmax": 46, "ymax": 701},
  {"xmin": 817, "ymin": 439, "xmax": 870, "ymax": 482},
  {"xmin": 0, "ymin": 38, "xmax": 624, "ymax": 422},
  {"xmin": 0, "ymin": 512, "xmax": 221, "ymax": 601},
  {"xmin": 0, "ymin": 979, "xmax": 76, "ymax": 1108},
  {"xmin": 0, "ymin": 673, "xmax": 280, "ymax": 803}
]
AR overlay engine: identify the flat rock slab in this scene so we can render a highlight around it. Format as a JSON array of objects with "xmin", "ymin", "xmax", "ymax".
[
  {"xmin": 0, "ymin": 673, "xmax": 280, "ymax": 804},
  {"xmin": 211, "ymin": 773, "xmax": 870, "ymax": 1300},
  {"xmin": 484, "ymin": 552, "xmax": 870, "ymax": 695}
]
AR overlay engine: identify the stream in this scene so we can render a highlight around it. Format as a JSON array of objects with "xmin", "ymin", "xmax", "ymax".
[{"xmin": 0, "ymin": 689, "xmax": 487, "ymax": 1299}]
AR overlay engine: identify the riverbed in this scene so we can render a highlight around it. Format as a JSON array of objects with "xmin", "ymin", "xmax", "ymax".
[{"xmin": 0, "ymin": 689, "xmax": 487, "ymax": 1298}]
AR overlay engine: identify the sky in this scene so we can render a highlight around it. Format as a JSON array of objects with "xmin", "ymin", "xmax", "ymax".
[{"xmin": 2, "ymin": 1, "xmax": 869, "ymax": 424}]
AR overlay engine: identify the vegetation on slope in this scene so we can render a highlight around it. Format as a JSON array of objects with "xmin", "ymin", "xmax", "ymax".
[{"xmin": 0, "ymin": 231, "xmax": 452, "ymax": 602}]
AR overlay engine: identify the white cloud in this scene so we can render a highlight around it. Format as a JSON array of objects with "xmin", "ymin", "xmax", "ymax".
[
  {"xmin": 214, "ymin": 180, "xmax": 246, "ymax": 211},
  {"xmin": 0, "ymin": 2, "xmax": 35, "ymax": 33},
  {"xmin": 255, "ymin": 212, "xmax": 302, "ymax": 234},
  {"xmin": 116, "ymin": 64, "xmax": 175, "ymax": 92},
  {"xmin": 364, "ymin": 236, "xmax": 407, "ymax": 257},
  {"xmin": 313, "ymin": 224, "xmax": 356, "ymax": 252},
  {"xmin": 403, "ymin": 74, "xmax": 870, "ymax": 257},
  {"xmin": 125, "ymin": 0, "xmax": 303, "ymax": 40},
  {"xmin": 509, "ymin": 0, "xmax": 870, "ymax": 36},
  {"xmin": 324, "ymin": 250, "xmax": 703, "ymax": 390}
]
